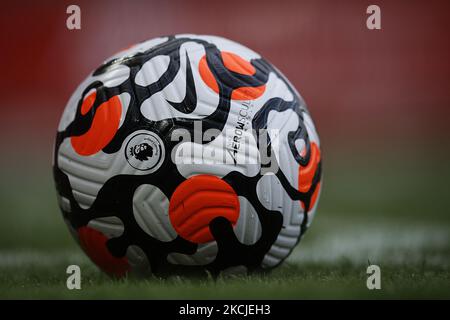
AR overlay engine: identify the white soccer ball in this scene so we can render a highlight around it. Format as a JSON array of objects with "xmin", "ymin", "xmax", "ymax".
[{"xmin": 53, "ymin": 34, "xmax": 322, "ymax": 277}]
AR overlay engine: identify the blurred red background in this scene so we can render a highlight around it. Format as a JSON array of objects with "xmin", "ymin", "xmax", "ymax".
[{"xmin": 1, "ymin": 0, "xmax": 449, "ymax": 165}]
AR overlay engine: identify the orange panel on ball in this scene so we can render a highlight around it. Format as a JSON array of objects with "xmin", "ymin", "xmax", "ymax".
[
  {"xmin": 298, "ymin": 142, "xmax": 321, "ymax": 193},
  {"xmin": 231, "ymin": 85, "xmax": 266, "ymax": 100},
  {"xmin": 221, "ymin": 51, "xmax": 256, "ymax": 75},
  {"xmin": 298, "ymin": 142, "xmax": 321, "ymax": 211},
  {"xmin": 71, "ymin": 95, "xmax": 122, "ymax": 156},
  {"xmin": 169, "ymin": 175, "xmax": 240, "ymax": 244},
  {"xmin": 199, "ymin": 55, "xmax": 219, "ymax": 94},
  {"xmin": 199, "ymin": 52, "xmax": 266, "ymax": 100},
  {"xmin": 77, "ymin": 226, "xmax": 130, "ymax": 277}
]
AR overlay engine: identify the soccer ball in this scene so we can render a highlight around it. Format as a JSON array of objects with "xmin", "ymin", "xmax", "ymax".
[{"xmin": 53, "ymin": 34, "xmax": 322, "ymax": 277}]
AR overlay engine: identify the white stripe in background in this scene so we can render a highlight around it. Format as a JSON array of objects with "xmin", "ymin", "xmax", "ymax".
[
  {"xmin": 0, "ymin": 223, "xmax": 448, "ymax": 268},
  {"xmin": 289, "ymin": 222, "xmax": 450, "ymax": 266}
]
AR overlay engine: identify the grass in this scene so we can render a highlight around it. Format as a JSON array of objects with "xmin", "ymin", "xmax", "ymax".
[
  {"xmin": 1, "ymin": 250, "xmax": 449, "ymax": 299},
  {"xmin": 1, "ymin": 213, "xmax": 449, "ymax": 299},
  {"xmin": 0, "ymin": 149, "xmax": 449, "ymax": 299}
]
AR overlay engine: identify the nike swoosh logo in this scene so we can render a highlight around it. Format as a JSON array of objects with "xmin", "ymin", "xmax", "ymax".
[{"xmin": 166, "ymin": 51, "xmax": 197, "ymax": 114}]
